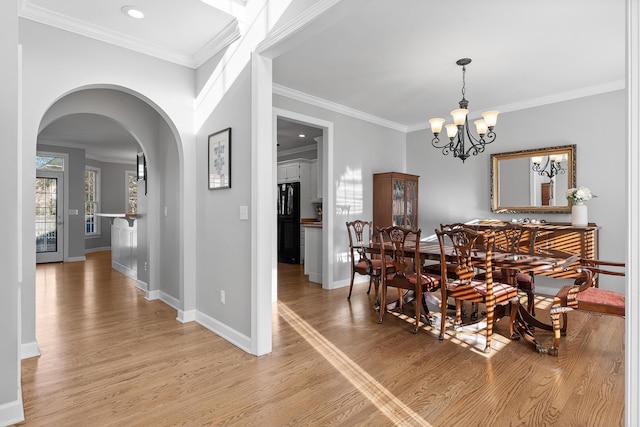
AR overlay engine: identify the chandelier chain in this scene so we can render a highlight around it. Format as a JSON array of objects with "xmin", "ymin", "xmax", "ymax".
[{"xmin": 461, "ymin": 65, "xmax": 466, "ymax": 98}]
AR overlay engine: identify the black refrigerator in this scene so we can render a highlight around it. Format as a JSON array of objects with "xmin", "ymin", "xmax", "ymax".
[{"xmin": 277, "ymin": 182, "xmax": 300, "ymax": 264}]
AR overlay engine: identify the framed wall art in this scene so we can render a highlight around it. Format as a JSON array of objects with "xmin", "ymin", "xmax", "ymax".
[{"xmin": 208, "ymin": 127, "xmax": 232, "ymax": 190}]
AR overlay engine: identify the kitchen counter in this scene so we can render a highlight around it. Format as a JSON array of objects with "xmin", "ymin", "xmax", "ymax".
[
  {"xmin": 302, "ymin": 221, "xmax": 322, "ymax": 228},
  {"xmin": 303, "ymin": 222, "xmax": 322, "ymax": 284}
]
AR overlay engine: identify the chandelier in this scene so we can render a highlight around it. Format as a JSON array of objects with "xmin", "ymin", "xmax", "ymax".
[
  {"xmin": 532, "ymin": 154, "xmax": 566, "ymax": 179},
  {"xmin": 428, "ymin": 58, "xmax": 499, "ymax": 162}
]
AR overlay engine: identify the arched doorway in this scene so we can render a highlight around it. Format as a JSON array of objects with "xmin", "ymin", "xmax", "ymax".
[{"xmin": 24, "ymin": 86, "xmax": 186, "ymax": 358}]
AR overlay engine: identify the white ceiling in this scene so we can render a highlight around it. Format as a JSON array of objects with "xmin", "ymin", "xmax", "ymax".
[
  {"xmin": 23, "ymin": 0, "xmax": 626, "ymax": 163},
  {"xmin": 20, "ymin": 0, "xmax": 239, "ymax": 68},
  {"xmin": 273, "ymin": 0, "xmax": 626, "ymax": 130}
]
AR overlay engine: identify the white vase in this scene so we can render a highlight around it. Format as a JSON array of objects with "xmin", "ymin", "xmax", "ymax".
[{"xmin": 571, "ymin": 202, "xmax": 588, "ymax": 226}]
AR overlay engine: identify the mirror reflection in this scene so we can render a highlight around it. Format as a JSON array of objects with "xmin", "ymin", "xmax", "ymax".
[{"xmin": 491, "ymin": 145, "xmax": 576, "ymax": 213}]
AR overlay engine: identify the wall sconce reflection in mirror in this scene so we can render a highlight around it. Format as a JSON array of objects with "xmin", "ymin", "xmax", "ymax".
[
  {"xmin": 137, "ymin": 153, "xmax": 147, "ymax": 195},
  {"xmin": 531, "ymin": 154, "xmax": 567, "ymax": 179}
]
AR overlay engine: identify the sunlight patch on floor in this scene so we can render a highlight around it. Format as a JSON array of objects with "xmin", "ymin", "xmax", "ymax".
[
  {"xmin": 277, "ymin": 301, "xmax": 432, "ymax": 427},
  {"xmin": 388, "ymin": 310, "xmax": 512, "ymax": 358}
]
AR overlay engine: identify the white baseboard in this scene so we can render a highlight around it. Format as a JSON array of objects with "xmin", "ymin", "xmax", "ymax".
[
  {"xmin": 308, "ymin": 272, "xmax": 322, "ymax": 284},
  {"xmin": 21, "ymin": 341, "xmax": 41, "ymax": 360},
  {"xmin": 329, "ymin": 278, "xmax": 353, "ymax": 290},
  {"xmin": 0, "ymin": 397, "xmax": 25, "ymax": 427},
  {"xmin": 84, "ymin": 246, "xmax": 110, "ymax": 254},
  {"xmin": 135, "ymin": 279, "xmax": 148, "ymax": 292},
  {"xmin": 146, "ymin": 289, "xmax": 160, "ymax": 301},
  {"xmin": 66, "ymin": 256, "xmax": 86, "ymax": 262},
  {"xmin": 177, "ymin": 309, "xmax": 196, "ymax": 323},
  {"xmin": 112, "ymin": 261, "xmax": 137, "ymax": 280},
  {"xmin": 159, "ymin": 291, "xmax": 179, "ymax": 311},
  {"xmin": 195, "ymin": 311, "xmax": 251, "ymax": 354}
]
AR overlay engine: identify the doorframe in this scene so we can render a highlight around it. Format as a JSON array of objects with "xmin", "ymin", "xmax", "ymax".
[
  {"xmin": 36, "ymin": 151, "xmax": 69, "ymax": 263},
  {"xmin": 274, "ymin": 108, "xmax": 334, "ymax": 295}
]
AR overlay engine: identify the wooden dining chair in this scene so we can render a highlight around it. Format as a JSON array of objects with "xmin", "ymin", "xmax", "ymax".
[
  {"xmin": 377, "ymin": 226, "xmax": 441, "ymax": 333},
  {"xmin": 346, "ymin": 220, "xmax": 393, "ymax": 304},
  {"xmin": 422, "ymin": 223, "xmax": 470, "ymax": 280},
  {"xmin": 436, "ymin": 226, "xmax": 520, "ymax": 353},
  {"xmin": 548, "ymin": 259, "xmax": 625, "ymax": 356},
  {"xmin": 478, "ymin": 222, "xmax": 539, "ymax": 315}
]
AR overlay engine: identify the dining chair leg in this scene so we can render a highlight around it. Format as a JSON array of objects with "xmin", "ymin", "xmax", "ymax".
[
  {"xmin": 483, "ymin": 300, "xmax": 496, "ymax": 353},
  {"xmin": 412, "ymin": 286, "xmax": 421, "ymax": 334},
  {"xmin": 347, "ymin": 271, "xmax": 355, "ymax": 300},
  {"xmin": 526, "ymin": 289, "xmax": 536, "ymax": 316},
  {"xmin": 439, "ymin": 295, "xmax": 447, "ymax": 340},
  {"xmin": 366, "ymin": 277, "xmax": 373, "ymax": 294},
  {"xmin": 378, "ymin": 283, "xmax": 387, "ymax": 324},
  {"xmin": 508, "ymin": 298, "xmax": 519, "ymax": 339},
  {"xmin": 549, "ymin": 310, "xmax": 562, "ymax": 357},
  {"xmin": 373, "ymin": 277, "xmax": 381, "ymax": 309}
]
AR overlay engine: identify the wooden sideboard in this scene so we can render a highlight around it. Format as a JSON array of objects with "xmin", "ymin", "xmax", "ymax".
[{"xmin": 476, "ymin": 221, "xmax": 599, "ymax": 280}]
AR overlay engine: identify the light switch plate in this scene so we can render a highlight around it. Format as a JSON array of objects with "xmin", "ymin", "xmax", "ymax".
[
  {"xmin": 69, "ymin": 209, "xmax": 79, "ymax": 215},
  {"xmin": 240, "ymin": 205, "xmax": 249, "ymax": 220}
]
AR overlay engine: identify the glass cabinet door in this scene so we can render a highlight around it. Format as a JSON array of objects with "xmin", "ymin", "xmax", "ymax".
[
  {"xmin": 392, "ymin": 179, "xmax": 405, "ymax": 226},
  {"xmin": 405, "ymin": 179, "xmax": 418, "ymax": 228}
]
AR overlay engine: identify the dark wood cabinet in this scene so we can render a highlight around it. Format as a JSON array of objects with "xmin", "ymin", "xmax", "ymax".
[{"xmin": 373, "ymin": 172, "xmax": 419, "ymax": 233}]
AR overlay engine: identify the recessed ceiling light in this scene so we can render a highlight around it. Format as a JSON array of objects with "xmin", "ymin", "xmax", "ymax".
[
  {"xmin": 298, "ymin": 134, "xmax": 306, "ymax": 138},
  {"xmin": 121, "ymin": 5, "xmax": 144, "ymax": 19}
]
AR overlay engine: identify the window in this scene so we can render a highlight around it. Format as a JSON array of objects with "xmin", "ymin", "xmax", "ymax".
[
  {"xmin": 126, "ymin": 170, "xmax": 137, "ymax": 214},
  {"xmin": 36, "ymin": 154, "xmax": 64, "ymax": 171},
  {"xmin": 85, "ymin": 167, "xmax": 100, "ymax": 236}
]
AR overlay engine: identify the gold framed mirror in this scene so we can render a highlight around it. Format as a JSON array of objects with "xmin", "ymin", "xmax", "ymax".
[{"xmin": 491, "ymin": 144, "xmax": 576, "ymax": 213}]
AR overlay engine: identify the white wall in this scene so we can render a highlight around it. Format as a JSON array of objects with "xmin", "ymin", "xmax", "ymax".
[
  {"xmin": 0, "ymin": 0, "xmax": 23, "ymax": 423},
  {"xmin": 407, "ymin": 90, "xmax": 626, "ymax": 294},
  {"xmin": 157, "ymin": 119, "xmax": 181, "ymax": 301},
  {"xmin": 273, "ymin": 93, "xmax": 406, "ymax": 286},
  {"xmin": 195, "ymin": 65, "xmax": 253, "ymax": 339}
]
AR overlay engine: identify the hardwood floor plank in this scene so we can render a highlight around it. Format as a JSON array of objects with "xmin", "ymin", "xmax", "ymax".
[{"xmin": 15, "ymin": 253, "xmax": 624, "ymax": 426}]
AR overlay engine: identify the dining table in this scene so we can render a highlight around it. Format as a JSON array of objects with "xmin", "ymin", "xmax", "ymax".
[{"xmin": 364, "ymin": 237, "xmax": 579, "ymax": 352}]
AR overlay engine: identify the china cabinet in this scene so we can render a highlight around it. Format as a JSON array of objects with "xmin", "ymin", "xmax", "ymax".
[{"xmin": 373, "ymin": 172, "xmax": 419, "ymax": 233}]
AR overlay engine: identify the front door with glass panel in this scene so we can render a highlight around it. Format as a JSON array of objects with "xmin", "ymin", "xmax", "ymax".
[{"xmin": 36, "ymin": 169, "xmax": 64, "ymax": 263}]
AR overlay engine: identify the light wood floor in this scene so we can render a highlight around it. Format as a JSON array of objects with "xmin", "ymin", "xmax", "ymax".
[{"xmin": 17, "ymin": 251, "xmax": 624, "ymax": 426}]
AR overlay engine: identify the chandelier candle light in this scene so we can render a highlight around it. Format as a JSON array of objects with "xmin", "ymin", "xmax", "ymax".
[
  {"xmin": 566, "ymin": 186, "xmax": 596, "ymax": 226},
  {"xmin": 429, "ymin": 58, "xmax": 499, "ymax": 162}
]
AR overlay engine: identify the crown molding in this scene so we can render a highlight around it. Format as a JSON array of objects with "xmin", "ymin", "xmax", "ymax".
[
  {"xmin": 273, "ymin": 84, "xmax": 408, "ymax": 132},
  {"xmin": 277, "ymin": 144, "xmax": 317, "ymax": 158},
  {"xmin": 38, "ymin": 138, "xmax": 136, "ymax": 165},
  {"xmin": 192, "ymin": 19, "xmax": 241, "ymax": 68},
  {"xmin": 256, "ymin": 0, "xmax": 343, "ymax": 58},
  {"xmin": 407, "ymin": 79, "xmax": 626, "ymax": 132},
  {"xmin": 19, "ymin": 0, "xmax": 239, "ymax": 69}
]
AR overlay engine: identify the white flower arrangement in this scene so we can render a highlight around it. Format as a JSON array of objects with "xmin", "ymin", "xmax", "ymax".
[{"xmin": 566, "ymin": 186, "xmax": 596, "ymax": 204}]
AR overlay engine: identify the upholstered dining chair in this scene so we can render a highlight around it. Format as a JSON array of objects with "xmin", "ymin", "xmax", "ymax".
[
  {"xmin": 346, "ymin": 220, "xmax": 393, "ymax": 304},
  {"xmin": 477, "ymin": 222, "xmax": 539, "ymax": 315},
  {"xmin": 548, "ymin": 259, "xmax": 625, "ymax": 356},
  {"xmin": 436, "ymin": 226, "xmax": 520, "ymax": 353},
  {"xmin": 377, "ymin": 226, "xmax": 441, "ymax": 333}
]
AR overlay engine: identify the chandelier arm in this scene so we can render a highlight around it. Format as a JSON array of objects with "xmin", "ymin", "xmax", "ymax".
[
  {"xmin": 460, "ymin": 118, "xmax": 488, "ymax": 158},
  {"xmin": 431, "ymin": 135, "xmax": 454, "ymax": 151}
]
